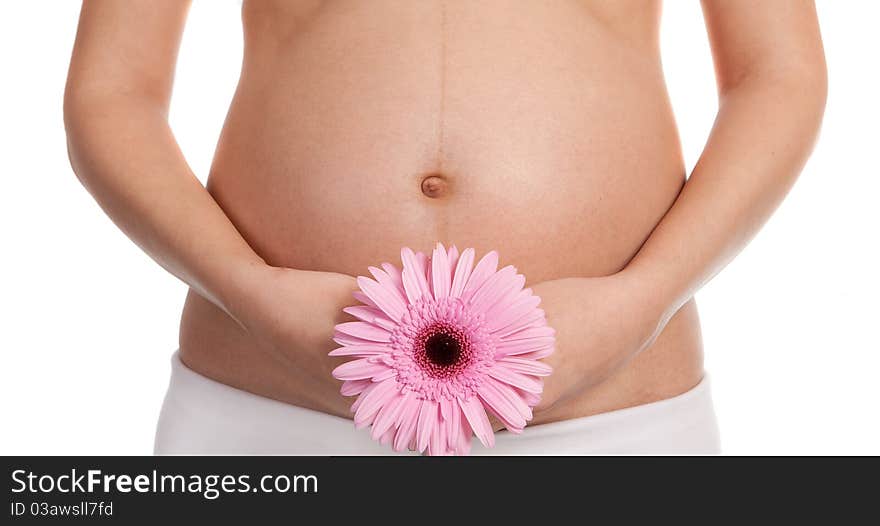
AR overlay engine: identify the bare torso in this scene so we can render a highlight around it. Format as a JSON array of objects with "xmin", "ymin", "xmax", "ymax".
[{"xmin": 179, "ymin": 0, "xmax": 704, "ymax": 423}]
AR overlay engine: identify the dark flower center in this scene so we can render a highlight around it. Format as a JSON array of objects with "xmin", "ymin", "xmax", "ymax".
[{"xmin": 424, "ymin": 331, "xmax": 462, "ymax": 367}]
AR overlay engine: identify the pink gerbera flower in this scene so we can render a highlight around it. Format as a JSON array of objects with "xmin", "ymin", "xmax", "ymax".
[{"xmin": 330, "ymin": 243, "xmax": 555, "ymax": 455}]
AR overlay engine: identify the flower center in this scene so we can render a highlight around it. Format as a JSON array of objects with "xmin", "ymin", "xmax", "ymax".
[
  {"xmin": 411, "ymin": 323, "xmax": 472, "ymax": 379},
  {"xmin": 424, "ymin": 332, "xmax": 462, "ymax": 367},
  {"xmin": 389, "ymin": 298, "xmax": 499, "ymax": 399}
]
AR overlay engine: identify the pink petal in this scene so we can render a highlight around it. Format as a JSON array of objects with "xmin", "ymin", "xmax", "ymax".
[
  {"xmin": 379, "ymin": 427, "xmax": 396, "ymax": 446},
  {"xmin": 439, "ymin": 396, "xmax": 451, "ymax": 421},
  {"xmin": 401, "ymin": 247, "xmax": 431, "ymax": 303},
  {"xmin": 497, "ymin": 356, "xmax": 553, "ymax": 376},
  {"xmin": 381, "ymin": 262, "xmax": 406, "ymax": 297},
  {"xmin": 461, "ymin": 250, "xmax": 499, "ymax": 302},
  {"xmin": 441, "ymin": 402, "xmax": 457, "ymax": 454},
  {"xmin": 350, "ymin": 382, "xmax": 375, "ymax": 413},
  {"xmin": 340, "ymin": 379, "xmax": 371, "ymax": 396},
  {"xmin": 494, "ymin": 308, "xmax": 547, "ymax": 336},
  {"xmin": 491, "ymin": 380, "xmax": 534, "ymax": 421},
  {"xmin": 369, "ymin": 316, "xmax": 397, "ymax": 332},
  {"xmin": 334, "ymin": 321, "xmax": 391, "ymax": 343},
  {"xmin": 415, "ymin": 251, "xmax": 429, "ymax": 273},
  {"xmin": 328, "ymin": 344, "xmax": 388, "ymax": 357},
  {"xmin": 332, "ymin": 358, "xmax": 390, "ymax": 381},
  {"xmin": 342, "ymin": 305, "xmax": 388, "ymax": 323},
  {"xmin": 368, "ymin": 265, "xmax": 407, "ymax": 301},
  {"xmin": 371, "ymin": 391, "xmax": 408, "ymax": 440},
  {"xmin": 458, "ymin": 396, "xmax": 495, "ymax": 448},
  {"xmin": 511, "ymin": 347, "xmax": 555, "ymax": 360},
  {"xmin": 429, "ymin": 416, "xmax": 444, "ymax": 456},
  {"xmin": 522, "ymin": 390, "xmax": 542, "ymax": 407},
  {"xmin": 353, "ymin": 380, "xmax": 398, "ymax": 428},
  {"xmin": 367, "ymin": 266, "xmax": 408, "ymax": 313},
  {"xmin": 393, "ymin": 398, "xmax": 421, "ymax": 452},
  {"xmin": 477, "ymin": 391, "xmax": 523, "ymax": 432},
  {"xmin": 483, "ymin": 277, "xmax": 528, "ymax": 318},
  {"xmin": 487, "ymin": 364, "xmax": 544, "ymax": 393},
  {"xmin": 371, "ymin": 367, "xmax": 396, "ymax": 382},
  {"xmin": 455, "ymin": 414, "xmax": 473, "ymax": 455},
  {"xmin": 357, "ymin": 276, "xmax": 405, "ymax": 321},
  {"xmin": 449, "ymin": 400, "xmax": 462, "ymax": 451},
  {"xmin": 494, "ymin": 308, "xmax": 547, "ymax": 337},
  {"xmin": 352, "ymin": 291, "xmax": 378, "ymax": 309},
  {"xmin": 416, "ymin": 400, "xmax": 437, "ymax": 453},
  {"xmin": 467, "ymin": 266, "xmax": 522, "ymax": 313},
  {"xmin": 484, "ymin": 287, "xmax": 532, "ymax": 322},
  {"xmin": 495, "ymin": 336, "xmax": 556, "ymax": 356},
  {"xmin": 499, "ymin": 325, "xmax": 556, "ymax": 341},
  {"xmin": 447, "ymin": 245, "xmax": 460, "ymax": 275},
  {"xmin": 449, "ymin": 248, "xmax": 475, "ymax": 298},
  {"xmin": 431, "ymin": 243, "xmax": 452, "ymax": 299},
  {"xmin": 423, "ymin": 254, "xmax": 432, "ymax": 297},
  {"xmin": 485, "ymin": 290, "xmax": 541, "ymax": 333},
  {"xmin": 478, "ymin": 380, "xmax": 528, "ymax": 431},
  {"xmin": 333, "ymin": 332, "xmax": 383, "ymax": 347}
]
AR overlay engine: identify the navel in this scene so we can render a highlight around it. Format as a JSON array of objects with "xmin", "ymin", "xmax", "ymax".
[{"xmin": 420, "ymin": 173, "xmax": 448, "ymax": 198}]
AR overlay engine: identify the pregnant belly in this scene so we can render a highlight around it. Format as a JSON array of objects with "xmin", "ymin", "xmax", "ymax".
[{"xmin": 179, "ymin": 0, "xmax": 704, "ymax": 422}]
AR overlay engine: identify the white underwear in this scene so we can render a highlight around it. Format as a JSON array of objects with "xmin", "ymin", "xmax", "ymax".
[{"xmin": 154, "ymin": 351, "xmax": 721, "ymax": 455}]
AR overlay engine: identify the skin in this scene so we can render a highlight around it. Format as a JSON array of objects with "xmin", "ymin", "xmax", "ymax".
[{"xmin": 65, "ymin": 1, "xmax": 826, "ymax": 428}]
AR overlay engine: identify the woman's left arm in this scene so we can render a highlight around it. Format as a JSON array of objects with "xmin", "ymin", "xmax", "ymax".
[
  {"xmin": 629, "ymin": 0, "xmax": 827, "ymax": 320},
  {"xmin": 534, "ymin": 0, "xmax": 827, "ymax": 411}
]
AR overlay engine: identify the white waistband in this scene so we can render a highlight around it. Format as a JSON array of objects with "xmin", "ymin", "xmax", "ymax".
[{"xmin": 155, "ymin": 351, "xmax": 720, "ymax": 455}]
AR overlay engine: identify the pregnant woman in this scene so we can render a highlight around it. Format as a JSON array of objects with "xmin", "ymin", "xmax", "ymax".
[{"xmin": 64, "ymin": 1, "xmax": 826, "ymax": 454}]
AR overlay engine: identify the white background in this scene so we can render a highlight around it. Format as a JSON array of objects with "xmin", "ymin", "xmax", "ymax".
[{"xmin": 1, "ymin": 1, "xmax": 877, "ymax": 455}]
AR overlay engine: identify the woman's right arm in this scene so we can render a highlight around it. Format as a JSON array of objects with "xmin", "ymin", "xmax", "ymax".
[
  {"xmin": 64, "ymin": 0, "xmax": 267, "ymax": 319},
  {"xmin": 64, "ymin": 1, "xmax": 359, "ymax": 383}
]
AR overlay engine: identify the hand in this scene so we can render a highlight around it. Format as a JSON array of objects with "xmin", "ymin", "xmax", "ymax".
[
  {"xmin": 530, "ymin": 272, "xmax": 668, "ymax": 419},
  {"xmin": 226, "ymin": 265, "xmax": 360, "ymax": 416}
]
